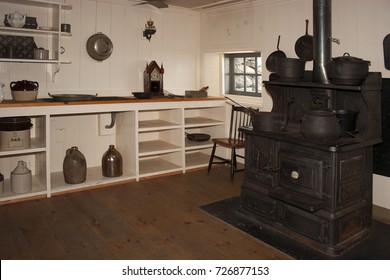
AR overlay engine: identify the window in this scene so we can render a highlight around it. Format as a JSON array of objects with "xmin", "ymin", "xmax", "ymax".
[{"xmin": 224, "ymin": 52, "xmax": 262, "ymax": 97}]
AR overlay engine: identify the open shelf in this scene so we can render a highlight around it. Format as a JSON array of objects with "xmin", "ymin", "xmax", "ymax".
[
  {"xmin": 0, "ymin": 175, "xmax": 46, "ymax": 202},
  {"xmin": 185, "ymin": 150, "xmax": 212, "ymax": 169},
  {"xmin": 139, "ymin": 140, "xmax": 181, "ymax": 156},
  {"xmin": 139, "ymin": 156, "xmax": 182, "ymax": 176},
  {"xmin": 50, "ymin": 166, "xmax": 136, "ymax": 194}
]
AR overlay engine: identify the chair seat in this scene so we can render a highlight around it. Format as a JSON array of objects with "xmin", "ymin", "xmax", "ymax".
[{"xmin": 212, "ymin": 138, "xmax": 245, "ymax": 149}]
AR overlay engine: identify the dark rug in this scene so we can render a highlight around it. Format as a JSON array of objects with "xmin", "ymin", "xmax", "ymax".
[{"xmin": 200, "ymin": 196, "xmax": 390, "ymax": 260}]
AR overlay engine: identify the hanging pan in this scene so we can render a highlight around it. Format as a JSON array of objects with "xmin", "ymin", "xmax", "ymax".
[
  {"xmin": 86, "ymin": 32, "xmax": 113, "ymax": 61},
  {"xmin": 295, "ymin": 19, "xmax": 313, "ymax": 61},
  {"xmin": 266, "ymin": 35, "xmax": 287, "ymax": 72},
  {"xmin": 384, "ymin": 33, "xmax": 390, "ymax": 70}
]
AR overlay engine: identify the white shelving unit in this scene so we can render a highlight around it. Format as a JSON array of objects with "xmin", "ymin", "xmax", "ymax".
[
  {"xmin": 0, "ymin": 0, "xmax": 72, "ymax": 79},
  {"xmin": 0, "ymin": 99, "xmax": 226, "ymax": 204},
  {"xmin": 0, "ymin": 114, "xmax": 48, "ymax": 202},
  {"xmin": 184, "ymin": 106, "xmax": 225, "ymax": 169}
]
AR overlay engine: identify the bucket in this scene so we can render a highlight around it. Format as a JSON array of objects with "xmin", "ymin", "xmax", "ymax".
[
  {"xmin": 336, "ymin": 110, "xmax": 359, "ymax": 132},
  {"xmin": 0, "ymin": 117, "xmax": 32, "ymax": 150}
]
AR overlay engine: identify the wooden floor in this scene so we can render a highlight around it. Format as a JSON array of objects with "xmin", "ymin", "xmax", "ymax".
[{"xmin": 0, "ymin": 166, "xmax": 292, "ymax": 260}]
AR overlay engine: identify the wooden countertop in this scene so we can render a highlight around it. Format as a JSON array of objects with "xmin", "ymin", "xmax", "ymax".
[{"xmin": 0, "ymin": 96, "xmax": 225, "ymax": 107}]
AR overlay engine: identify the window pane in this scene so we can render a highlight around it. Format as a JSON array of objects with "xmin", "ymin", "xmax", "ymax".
[
  {"xmin": 234, "ymin": 58, "xmax": 244, "ymax": 73},
  {"xmin": 245, "ymin": 57, "xmax": 256, "ymax": 74},
  {"xmin": 256, "ymin": 57, "xmax": 262, "ymax": 73},
  {"xmin": 257, "ymin": 76, "xmax": 262, "ymax": 93},
  {"xmin": 224, "ymin": 57, "xmax": 230, "ymax": 75},
  {"xmin": 225, "ymin": 74, "xmax": 230, "ymax": 92},
  {"xmin": 234, "ymin": 75, "xmax": 245, "ymax": 91},
  {"xmin": 246, "ymin": 76, "xmax": 255, "ymax": 92}
]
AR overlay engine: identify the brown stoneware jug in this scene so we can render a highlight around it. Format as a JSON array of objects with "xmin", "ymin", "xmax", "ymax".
[
  {"xmin": 63, "ymin": 146, "xmax": 87, "ymax": 184},
  {"xmin": 102, "ymin": 145, "xmax": 123, "ymax": 177}
]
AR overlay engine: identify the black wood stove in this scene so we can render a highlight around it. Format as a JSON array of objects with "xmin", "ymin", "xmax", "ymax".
[
  {"xmin": 238, "ymin": 72, "xmax": 382, "ymax": 256},
  {"xmin": 238, "ymin": 0, "xmax": 382, "ymax": 256}
]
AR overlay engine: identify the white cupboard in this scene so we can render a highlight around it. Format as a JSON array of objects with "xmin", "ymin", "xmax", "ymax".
[{"xmin": 0, "ymin": 99, "xmax": 226, "ymax": 204}]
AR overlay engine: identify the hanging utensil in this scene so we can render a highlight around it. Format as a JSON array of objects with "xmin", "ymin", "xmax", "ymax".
[
  {"xmin": 295, "ymin": 19, "xmax": 313, "ymax": 61},
  {"xmin": 266, "ymin": 35, "xmax": 287, "ymax": 72},
  {"xmin": 384, "ymin": 33, "xmax": 390, "ymax": 70}
]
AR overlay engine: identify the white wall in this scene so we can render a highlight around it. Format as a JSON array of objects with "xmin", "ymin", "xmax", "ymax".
[
  {"xmin": 0, "ymin": 0, "xmax": 201, "ymax": 98},
  {"xmin": 200, "ymin": 0, "xmax": 390, "ymax": 209},
  {"xmin": 0, "ymin": 0, "xmax": 201, "ymax": 170}
]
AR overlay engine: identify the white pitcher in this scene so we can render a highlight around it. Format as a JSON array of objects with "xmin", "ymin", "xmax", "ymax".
[{"xmin": 7, "ymin": 11, "xmax": 26, "ymax": 28}]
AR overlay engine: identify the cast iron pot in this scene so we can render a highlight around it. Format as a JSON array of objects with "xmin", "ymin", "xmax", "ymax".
[
  {"xmin": 336, "ymin": 110, "xmax": 359, "ymax": 132},
  {"xmin": 252, "ymin": 98, "xmax": 294, "ymax": 132},
  {"xmin": 327, "ymin": 53, "xmax": 370, "ymax": 85},
  {"xmin": 276, "ymin": 57, "xmax": 305, "ymax": 82},
  {"xmin": 0, "ymin": 117, "xmax": 32, "ymax": 131},
  {"xmin": 300, "ymin": 110, "xmax": 342, "ymax": 142}
]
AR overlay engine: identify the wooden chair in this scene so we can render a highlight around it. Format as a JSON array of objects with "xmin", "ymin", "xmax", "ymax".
[{"xmin": 207, "ymin": 105, "xmax": 252, "ymax": 181}]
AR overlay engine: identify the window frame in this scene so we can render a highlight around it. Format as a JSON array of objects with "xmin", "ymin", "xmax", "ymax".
[{"xmin": 224, "ymin": 52, "xmax": 262, "ymax": 97}]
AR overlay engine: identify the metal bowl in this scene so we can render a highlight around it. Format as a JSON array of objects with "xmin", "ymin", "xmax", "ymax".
[{"xmin": 86, "ymin": 32, "xmax": 113, "ymax": 61}]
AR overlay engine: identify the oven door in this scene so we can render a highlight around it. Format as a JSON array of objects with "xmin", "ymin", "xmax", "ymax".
[{"xmin": 278, "ymin": 148, "xmax": 328, "ymax": 200}]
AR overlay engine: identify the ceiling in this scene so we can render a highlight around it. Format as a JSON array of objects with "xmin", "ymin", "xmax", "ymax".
[{"xmin": 133, "ymin": 0, "xmax": 249, "ymax": 10}]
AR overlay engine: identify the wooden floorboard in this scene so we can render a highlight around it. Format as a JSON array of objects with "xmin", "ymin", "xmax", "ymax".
[{"xmin": 0, "ymin": 166, "xmax": 292, "ymax": 260}]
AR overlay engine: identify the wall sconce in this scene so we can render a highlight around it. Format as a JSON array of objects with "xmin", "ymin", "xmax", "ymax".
[{"xmin": 143, "ymin": 18, "xmax": 156, "ymax": 41}]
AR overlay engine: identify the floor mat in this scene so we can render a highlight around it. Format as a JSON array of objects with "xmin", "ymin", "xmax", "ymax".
[{"xmin": 199, "ymin": 196, "xmax": 390, "ymax": 260}]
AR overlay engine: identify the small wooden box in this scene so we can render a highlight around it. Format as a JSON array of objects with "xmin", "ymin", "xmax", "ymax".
[{"xmin": 185, "ymin": 91, "xmax": 207, "ymax": 98}]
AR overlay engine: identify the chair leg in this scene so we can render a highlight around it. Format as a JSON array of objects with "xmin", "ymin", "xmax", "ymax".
[
  {"xmin": 208, "ymin": 143, "xmax": 217, "ymax": 173},
  {"xmin": 230, "ymin": 147, "xmax": 236, "ymax": 181}
]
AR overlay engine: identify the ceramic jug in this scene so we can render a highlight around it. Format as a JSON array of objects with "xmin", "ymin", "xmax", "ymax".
[
  {"xmin": 11, "ymin": 160, "xmax": 32, "ymax": 193},
  {"xmin": 63, "ymin": 146, "xmax": 87, "ymax": 184},
  {"xmin": 102, "ymin": 145, "xmax": 123, "ymax": 177},
  {"xmin": 7, "ymin": 11, "xmax": 26, "ymax": 28},
  {"xmin": 0, "ymin": 83, "xmax": 4, "ymax": 103}
]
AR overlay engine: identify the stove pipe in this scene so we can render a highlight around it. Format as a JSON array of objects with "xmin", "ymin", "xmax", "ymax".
[{"xmin": 313, "ymin": 0, "xmax": 332, "ymax": 83}]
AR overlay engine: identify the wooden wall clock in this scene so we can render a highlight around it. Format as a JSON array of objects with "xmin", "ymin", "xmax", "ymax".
[{"xmin": 144, "ymin": 61, "xmax": 164, "ymax": 95}]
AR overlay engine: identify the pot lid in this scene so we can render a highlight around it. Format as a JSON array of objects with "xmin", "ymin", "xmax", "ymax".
[{"xmin": 86, "ymin": 32, "xmax": 113, "ymax": 61}]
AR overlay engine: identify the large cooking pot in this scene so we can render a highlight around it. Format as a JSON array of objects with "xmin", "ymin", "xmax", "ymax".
[
  {"xmin": 266, "ymin": 35, "xmax": 287, "ymax": 72},
  {"xmin": 327, "ymin": 53, "xmax": 370, "ymax": 85},
  {"xmin": 300, "ymin": 110, "xmax": 342, "ymax": 142},
  {"xmin": 276, "ymin": 57, "xmax": 305, "ymax": 82},
  {"xmin": 252, "ymin": 98, "xmax": 294, "ymax": 132}
]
